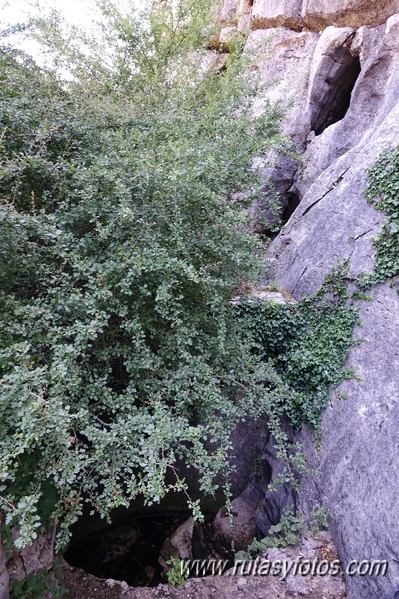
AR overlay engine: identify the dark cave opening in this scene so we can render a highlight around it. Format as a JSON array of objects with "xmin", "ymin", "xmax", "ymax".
[
  {"xmin": 282, "ymin": 192, "xmax": 301, "ymax": 224},
  {"xmin": 311, "ymin": 49, "xmax": 361, "ymax": 136},
  {"xmin": 64, "ymin": 512, "xmax": 230, "ymax": 588}
]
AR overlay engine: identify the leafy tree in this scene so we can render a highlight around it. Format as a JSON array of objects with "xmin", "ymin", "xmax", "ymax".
[{"xmin": 0, "ymin": 0, "xmax": 286, "ymax": 550}]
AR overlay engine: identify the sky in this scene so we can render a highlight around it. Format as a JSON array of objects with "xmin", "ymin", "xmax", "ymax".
[
  {"xmin": 0, "ymin": 0, "xmax": 100, "ymax": 61},
  {"xmin": 1, "ymin": 0, "xmax": 98, "ymax": 27},
  {"xmin": 0, "ymin": 0, "xmax": 143, "ymax": 63}
]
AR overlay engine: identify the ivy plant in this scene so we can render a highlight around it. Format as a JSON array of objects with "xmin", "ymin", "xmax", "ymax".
[
  {"xmin": 362, "ymin": 146, "xmax": 399, "ymax": 287},
  {"xmin": 234, "ymin": 264, "xmax": 360, "ymax": 430}
]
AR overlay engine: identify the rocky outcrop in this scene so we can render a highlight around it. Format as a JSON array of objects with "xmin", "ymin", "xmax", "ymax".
[
  {"xmin": 160, "ymin": 517, "xmax": 196, "ymax": 563},
  {"xmin": 219, "ymin": 0, "xmax": 399, "ymax": 32},
  {"xmin": 302, "ymin": 0, "xmax": 399, "ymax": 30},
  {"xmin": 213, "ymin": 451, "xmax": 270, "ymax": 550},
  {"xmin": 251, "ymin": 0, "xmax": 303, "ymax": 32},
  {"xmin": 240, "ymin": 4, "xmax": 399, "ymax": 599},
  {"xmin": 216, "ymin": 0, "xmax": 399, "ymax": 597},
  {"xmin": 300, "ymin": 283, "xmax": 399, "ymax": 599},
  {"xmin": 263, "ymin": 14, "xmax": 399, "ymax": 287},
  {"xmin": 245, "ymin": 27, "xmax": 318, "ymax": 145}
]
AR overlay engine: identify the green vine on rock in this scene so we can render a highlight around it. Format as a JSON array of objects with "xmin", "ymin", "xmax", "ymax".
[
  {"xmin": 362, "ymin": 146, "xmax": 399, "ymax": 288},
  {"xmin": 234, "ymin": 264, "xmax": 361, "ymax": 430}
]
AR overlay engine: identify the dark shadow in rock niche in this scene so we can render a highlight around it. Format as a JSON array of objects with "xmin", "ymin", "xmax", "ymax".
[
  {"xmin": 282, "ymin": 192, "xmax": 301, "ymax": 224},
  {"xmin": 64, "ymin": 512, "xmax": 215, "ymax": 587},
  {"xmin": 310, "ymin": 46, "xmax": 361, "ymax": 136},
  {"xmin": 250, "ymin": 154, "xmax": 299, "ymax": 237}
]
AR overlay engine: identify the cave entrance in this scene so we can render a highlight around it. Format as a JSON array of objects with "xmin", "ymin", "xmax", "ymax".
[
  {"xmin": 282, "ymin": 192, "xmax": 300, "ymax": 224},
  {"xmin": 64, "ymin": 511, "xmax": 230, "ymax": 588},
  {"xmin": 310, "ymin": 48, "xmax": 361, "ymax": 136}
]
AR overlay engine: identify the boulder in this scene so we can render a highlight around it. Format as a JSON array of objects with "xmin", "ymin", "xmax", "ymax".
[
  {"xmin": 160, "ymin": 517, "xmax": 196, "ymax": 563},
  {"xmin": 219, "ymin": 0, "xmax": 238, "ymax": 23},
  {"xmin": 213, "ymin": 456, "xmax": 270, "ymax": 550},
  {"xmin": 214, "ymin": 425, "xmax": 299, "ymax": 551},
  {"xmin": 251, "ymin": 0, "xmax": 303, "ymax": 32}
]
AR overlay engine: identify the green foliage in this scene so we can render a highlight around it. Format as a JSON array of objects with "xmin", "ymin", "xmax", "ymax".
[
  {"xmin": 362, "ymin": 146, "xmax": 399, "ymax": 287},
  {"xmin": 166, "ymin": 556, "xmax": 189, "ymax": 587},
  {"xmin": 235, "ymin": 508, "xmax": 304, "ymax": 560},
  {"xmin": 10, "ymin": 560, "xmax": 66, "ymax": 599},
  {"xmin": 309, "ymin": 503, "xmax": 330, "ymax": 534},
  {"xmin": 32, "ymin": 0, "xmax": 222, "ymax": 95},
  {"xmin": 234, "ymin": 264, "xmax": 360, "ymax": 429},
  {"xmin": 0, "ymin": 0, "xmax": 356, "ymax": 559},
  {"xmin": 0, "ymin": 1, "xmax": 286, "ymax": 551}
]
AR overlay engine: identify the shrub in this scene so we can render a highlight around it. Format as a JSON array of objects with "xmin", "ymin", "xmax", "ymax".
[{"xmin": 0, "ymin": 1, "xmax": 285, "ymax": 549}]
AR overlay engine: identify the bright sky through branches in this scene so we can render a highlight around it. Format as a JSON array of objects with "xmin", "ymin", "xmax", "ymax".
[
  {"xmin": 0, "ymin": 0, "xmax": 141, "ymax": 62},
  {"xmin": 1, "ymin": 0, "xmax": 100, "ymax": 60}
]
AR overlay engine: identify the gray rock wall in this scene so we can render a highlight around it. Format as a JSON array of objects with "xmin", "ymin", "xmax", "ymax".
[
  {"xmin": 0, "ymin": 541, "xmax": 9, "ymax": 599},
  {"xmin": 252, "ymin": 0, "xmax": 303, "ymax": 31},
  {"xmin": 220, "ymin": 0, "xmax": 399, "ymax": 30},
  {"xmin": 217, "ymin": 2, "xmax": 399, "ymax": 598},
  {"xmin": 302, "ymin": 0, "xmax": 399, "ymax": 30}
]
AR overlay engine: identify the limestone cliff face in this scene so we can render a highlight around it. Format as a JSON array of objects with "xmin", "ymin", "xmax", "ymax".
[
  {"xmin": 218, "ymin": 2, "xmax": 399, "ymax": 598},
  {"xmin": 221, "ymin": 0, "xmax": 399, "ymax": 31}
]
